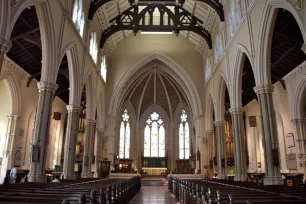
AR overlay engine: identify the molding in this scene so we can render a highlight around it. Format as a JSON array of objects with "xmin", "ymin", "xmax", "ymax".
[
  {"xmin": 291, "ymin": 118, "xmax": 306, "ymax": 123},
  {"xmin": 3, "ymin": 56, "xmax": 31, "ymax": 78},
  {"xmin": 301, "ymin": 43, "xmax": 306, "ymax": 55},
  {"xmin": 214, "ymin": 121, "xmax": 225, "ymax": 126},
  {"xmin": 283, "ymin": 60, "xmax": 306, "ymax": 81},
  {"xmin": 66, "ymin": 105, "xmax": 82, "ymax": 113},
  {"xmin": 37, "ymin": 82, "xmax": 58, "ymax": 93},
  {"xmin": 85, "ymin": 119, "xmax": 96, "ymax": 125},
  {"xmin": 0, "ymin": 38, "xmax": 12, "ymax": 53},
  {"xmin": 228, "ymin": 107, "xmax": 244, "ymax": 115},
  {"xmin": 253, "ymin": 84, "xmax": 274, "ymax": 94}
]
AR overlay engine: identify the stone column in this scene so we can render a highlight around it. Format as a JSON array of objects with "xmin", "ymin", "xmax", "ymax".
[
  {"xmin": 81, "ymin": 119, "xmax": 96, "ymax": 178},
  {"xmin": 94, "ymin": 128, "xmax": 103, "ymax": 178},
  {"xmin": 0, "ymin": 38, "xmax": 12, "ymax": 73},
  {"xmin": 28, "ymin": 82, "xmax": 58, "ymax": 183},
  {"xmin": 214, "ymin": 121, "xmax": 226, "ymax": 179},
  {"xmin": 291, "ymin": 118, "xmax": 306, "ymax": 178},
  {"xmin": 62, "ymin": 105, "xmax": 81, "ymax": 180},
  {"xmin": 254, "ymin": 85, "xmax": 281, "ymax": 185},
  {"xmin": 229, "ymin": 107, "xmax": 247, "ymax": 181},
  {"xmin": 206, "ymin": 130, "xmax": 214, "ymax": 178}
]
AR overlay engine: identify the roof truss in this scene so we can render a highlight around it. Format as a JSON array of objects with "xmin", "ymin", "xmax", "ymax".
[
  {"xmin": 89, "ymin": 0, "xmax": 224, "ymax": 22},
  {"xmin": 99, "ymin": 3, "xmax": 212, "ymax": 49}
]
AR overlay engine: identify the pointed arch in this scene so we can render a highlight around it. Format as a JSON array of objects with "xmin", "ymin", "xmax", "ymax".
[
  {"xmin": 256, "ymin": 0, "xmax": 306, "ymax": 86},
  {"xmin": 291, "ymin": 77, "xmax": 306, "ymax": 119},
  {"xmin": 59, "ymin": 43, "xmax": 82, "ymax": 106},
  {"xmin": 0, "ymin": 72, "xmax": 21, "ymax": 116},
  {"xmin": 109, "ymin": 52, "xmax": 202, "ymax": 121},
  {"xmin": 215, "ymin": 73, "xmax": 229, "ymax": 121},
  {"xmin": 84, "ymin": 71, "xmax": 95, "ymax": 120},
  {"xmin": 9, "ymin": 1, "xmax": 57, "ymax": 83},
  {"xmin": 231, "ymin": 44, "xmax": 255, "ymax": 108},
  {"xmin": 205, "ymin": 91, "xmax": 214, "ymax": 131}
]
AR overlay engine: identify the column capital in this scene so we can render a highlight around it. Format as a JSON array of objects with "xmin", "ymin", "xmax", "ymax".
[
  {"xmin": 0, "ymin": 38, "xmax": 12, "ymax": 53},
  {"xmin": 214, "ymin": 121, "xmax": 225, "ymax": 127},
  {"xmin": 219, "ymin": 21, "xmax": 226, "ymax": 32},
  {"xmin": 291, "ymin": 118, "xmax": 306, "ymax": 123},
  {"xmin": 96, "ymin": 128, "xmax": 103, "ymax": 133},
  {"xmin": 85, "ymin": 119, "xmax": 96, "ymax": 125},
  {"xmin": 66, "ymin": 105, "xmax": 82, "ymax": 113},
  {"xmin": 37, "ymin": 82, "xmax": 58, "ymax": 93},
  {"xmin": 301, "ymin": 43, "xmax": 306, "ymax": 55},
  {"xmin": 7, "ymin": 114, "xmax": 19, "ymax": 119},
  {"xmin": 208, "ymin": 49, "xmax": 213, "ymax": 56},
  {"xmin": 254, "ymin": 84, "xmax": 274, "ymax": 94},
  {"xmin": 229, "ymin": 107, "xmax": 244, "ymax": 115}
]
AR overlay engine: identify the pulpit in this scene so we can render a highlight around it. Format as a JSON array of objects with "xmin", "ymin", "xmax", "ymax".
[
  {"xmin": 176, "ymin": 160, "xmax": 193, "ymax": 174},
  {"xmin": 98, "ymin": 160, "xmax": 111, "ymax": 178}
]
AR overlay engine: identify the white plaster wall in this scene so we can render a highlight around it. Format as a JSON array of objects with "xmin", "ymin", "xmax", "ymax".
[{"xmin": 0, "ymin": 81, "xmax": 11, "ymax": 157}]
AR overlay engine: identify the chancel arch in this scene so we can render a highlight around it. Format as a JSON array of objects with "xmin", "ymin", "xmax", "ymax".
[{"xmin": 110, "ymin": 54, "xmax": 201, "ymax": 174}]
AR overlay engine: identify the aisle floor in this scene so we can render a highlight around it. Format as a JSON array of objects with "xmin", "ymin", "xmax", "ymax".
[{"xmin": 130, "ymin": 186, "xmax": 179, "ymax": 204}]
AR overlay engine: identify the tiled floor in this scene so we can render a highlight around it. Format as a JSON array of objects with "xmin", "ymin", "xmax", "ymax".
[{"xmin": 130, "ymin": 186, "xmax": 179, "ymax": 204}]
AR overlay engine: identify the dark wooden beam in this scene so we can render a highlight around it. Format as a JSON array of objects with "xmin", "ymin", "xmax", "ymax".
[
  {"xmin": 271, "ymin": 43, "xmax": 300, "ymax": 69},
  {"xmin": 100, "ymin": 4, "xmax": 212, "ymax": 49},
  {"xmin": 11, "ymin": 28, "xmax": 40, "ymax": 41},
  {"xmin": 15, "ymin": 40, "xmax": 40, "ymax": 64},
  {"xmin": 88, "ymin": 0, "xmax": 113, "ymax": 20},
  {"xmin": 197, "ymin": 0, "xmax": 224, "ymax": 22}
]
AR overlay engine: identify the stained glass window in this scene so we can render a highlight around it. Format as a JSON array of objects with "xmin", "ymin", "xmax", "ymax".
[
  {"xmin": 179, "ymin": 110, "xmax": 190, "ymax": 159},
  {"xmin": 144, "ymin": 112, "xmax": 165, "ymax": 157},
  {"xmin": 72, "ymin": 0, "xmax": 85, "ymax": 37},
  {"xmin": 89, "ymin": 32, "xmax": 98, "ymax": 63},
  {"xmin": 101, "ymin": 56, "xmax": 107, "ymax": 82},
  {"xmin": 119, "ymin": 109, "xmax": 130, "ymax": 159}
]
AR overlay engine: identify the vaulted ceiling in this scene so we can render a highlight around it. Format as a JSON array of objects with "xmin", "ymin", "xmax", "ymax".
[
  {"xmin": 123, "ymin": 65, "xmax": 189, "ymax": 120},
  {"xmin": 94, "ymin": 0, "xmax": 222, "ymax": 53}
]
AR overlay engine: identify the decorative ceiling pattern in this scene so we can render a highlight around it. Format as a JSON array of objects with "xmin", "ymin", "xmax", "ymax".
[
  {"xmin": 95, "ymin": 0, "xmax": 221, "ymax": 53},
  {"xmin": 123, "ymin": 66, "xmax": 189, "ymax": 120}
]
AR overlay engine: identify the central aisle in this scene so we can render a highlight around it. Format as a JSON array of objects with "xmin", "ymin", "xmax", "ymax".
[{"xmin": 130, "ymin": 177, "xmax": 179, "ymax": 204}]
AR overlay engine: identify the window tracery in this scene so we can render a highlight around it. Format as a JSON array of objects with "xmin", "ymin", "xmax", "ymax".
[
  {"xmin": 144, "ymin": 112, "xmax": 165, "ymax": 157},
  {"xmin": 179, "ymin": 110, "xmax": 190, "ymax": 159},
  {"xmin": 119, "ymin": 109, "xmax": 130, "ymax": 159}
]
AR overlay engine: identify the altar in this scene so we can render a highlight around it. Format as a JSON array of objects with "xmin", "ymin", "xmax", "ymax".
[{"xmin": 142, "ymin": 168, "xmax": 167, "ymax": 175}]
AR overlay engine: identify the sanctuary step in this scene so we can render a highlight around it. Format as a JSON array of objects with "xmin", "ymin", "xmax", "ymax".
[
  {"xmin": 141, "ymin": 176, "xmax": 167, "ymax": 186},
  {"xmin": 168, "ymin": 177, "xmax": 306, "ymax": 204},
  {"xmin": 0, "ymin": 177, "xmax": 141, "ymax": 204}
]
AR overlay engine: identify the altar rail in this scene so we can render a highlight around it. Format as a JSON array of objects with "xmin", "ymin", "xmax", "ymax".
[
  {"xmin": 110, "ymin": 173, "xmax": 140, "ymax": 179},
  {"xmin": 167, "ymin": 174, "xmax": 203, "ymax": 180}
]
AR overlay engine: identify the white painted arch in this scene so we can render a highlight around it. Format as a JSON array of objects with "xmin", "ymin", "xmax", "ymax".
[{"xmin": 256, "ymin": 0, "xmax": 306, "ymax": 86}]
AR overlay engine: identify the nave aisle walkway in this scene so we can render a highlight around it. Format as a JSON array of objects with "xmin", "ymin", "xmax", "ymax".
[{"xmin": 130, "ymin": 177, "xmax": 179, "ymax": 204}]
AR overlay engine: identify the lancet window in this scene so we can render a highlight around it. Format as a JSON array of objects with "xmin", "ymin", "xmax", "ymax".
[
  {"xmin": 179, "ymin": 110, "xmax": 190, "ymax": 159},
  {"xmin": 119, "ymin": 109, "xmax": 130, "ymax": 159},
  {"xmin": 72, "ymin": 0, "xmax": 85, "ymax": 37},
  {"xmin": 101, "ymin": 56, "xmax": 107, "ymax": 81},
  {"xmin": 144, "ymin": 112, "xmax": 165, "ymax": 157}
]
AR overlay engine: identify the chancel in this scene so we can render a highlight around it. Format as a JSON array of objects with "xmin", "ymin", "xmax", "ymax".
[{"xmin": 1, "ymin": 0, "xmax": 306, "ymax": 203}]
